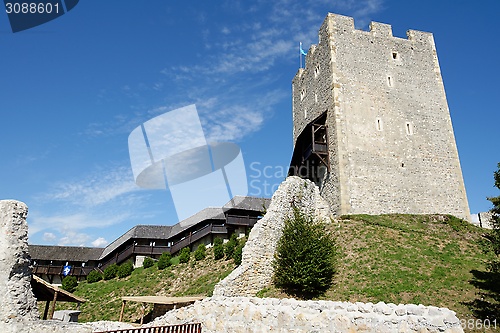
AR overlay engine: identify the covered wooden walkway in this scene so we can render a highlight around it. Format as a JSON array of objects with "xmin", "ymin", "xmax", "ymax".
[{"xmin": 31, "ymin": 275, "xmax": 87, "ymax": 320}]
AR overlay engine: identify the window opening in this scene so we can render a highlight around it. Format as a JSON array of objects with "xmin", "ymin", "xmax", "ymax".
[
  {"xmin": 314, "ymin": 65, "xmax": 320, "ymax": 78},
  {"xmin": 300, "ymin": 89, "xmax": 306, "ymax": 101},
  {"xmin": 405, "ymin": 122, "xmax": 413, "ymax": 135},
  {"xmin": 387, "ymin": 76, "xmax": 393, "ymax": 87},
  {"xmin": 376, "ymin": 118, "xmax": 383, "ymax": 131}
]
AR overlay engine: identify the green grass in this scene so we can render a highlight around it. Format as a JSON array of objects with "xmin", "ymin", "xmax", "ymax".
[
  {"xmin": 52, "ymin": 250, "xmax": 235, "ymax": 323},
  {"xmin": 261, "ymin": 214, "xmax": 498, "ymax": 332},
  {"xmin": 52, "ymin": 214, "xmax": 499, "ymax": 332}
]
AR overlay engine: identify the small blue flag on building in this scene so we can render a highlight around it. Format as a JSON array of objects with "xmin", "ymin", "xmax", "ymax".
[
  {"xmin": 300, "ymin": 42, "xmax": 307, "ymax": 56},
  {"xmin": 63, "ymin": 265, "xmax": 71, "ymax": 276}
]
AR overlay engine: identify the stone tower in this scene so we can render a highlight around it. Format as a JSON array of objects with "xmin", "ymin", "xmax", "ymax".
[{"xmin": 289, "ymin": 13, "xmax": 470, "ymax": 221}]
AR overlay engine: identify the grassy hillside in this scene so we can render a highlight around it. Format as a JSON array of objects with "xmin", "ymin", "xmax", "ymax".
[
  {"xmin": 53, "ymin": 251, "xmax": 235, "ymax": 323},
  {"xmin": 55, "ymin": 214, "xmax": 498, "ymax": 330}
]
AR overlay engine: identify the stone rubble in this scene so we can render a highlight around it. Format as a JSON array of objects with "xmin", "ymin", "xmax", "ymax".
[{"xmin": 151, "ymin": 296, "xmax": 464, "ymax": 333}]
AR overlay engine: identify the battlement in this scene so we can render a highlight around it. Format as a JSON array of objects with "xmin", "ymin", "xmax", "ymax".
[{"xmin": 325, "ymin": 13, "xmax": 433, "ymax": 42}]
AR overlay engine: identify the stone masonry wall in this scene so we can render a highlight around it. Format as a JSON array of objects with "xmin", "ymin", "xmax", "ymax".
[
  {"xmin": 0, "ymin": 200, "xmax": 133, "ymax": 333},
  {"xmin": 292, "ymin": 13, "xmax": 470, "ymax": 221},
  {"xmin": 151, "ymin": 296, "xmax": 463, "ymax": 333},
  {"xmin": 213, "ymin": 176, "xmax": 331, "ymax": 297}
]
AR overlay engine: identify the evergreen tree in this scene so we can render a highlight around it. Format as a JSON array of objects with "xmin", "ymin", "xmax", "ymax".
[
  {"xmin": 224, "ymin": 233, "xmax": 238, "ymax": 260},
  {"xmin": 194, "ymin": 244, "xmax": 206, "ymax": 261},
  {"xmin": 488, "ymin": 162, "xmax": 500, "ymax": 272},
  {"xmin": 157, "ymin": 252, "xmax": 172, "ymax": 270},
  {"xmin": 143, "ymin": 257, "xmax": 155, "ymax": 269},
  {"xmin": 61, "ymin": 276, "xmax": 78, "ymax": 293},
  {"xmin": 213, "ymin": 237, "xmax": 224, "ymax": 260},
  {"xmin": 117, "ymin": 261, "xmax": 134, "ymax": 278},
  {"xmin": 103, "ymin": 263, "xmax": 118, "ymax": 280},
  {"xmin": 179, "ymin": 247, "xmax": 191, "ymax": 264},
  {"xmin": 233, "ymin": 240, "xmax": 245, "ymax": 266},
  {"xmin": 273, "ymin": 207, "xmax": 337, "ymax": 299},
  {"xmin": 86, "ymin": 270, "xmax": 102, "ymax": 283}
]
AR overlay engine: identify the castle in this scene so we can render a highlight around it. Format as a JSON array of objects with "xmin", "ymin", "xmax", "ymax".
[{"xmin": 289, "ymin": 13, "xmax": 470, "ymax": 221}]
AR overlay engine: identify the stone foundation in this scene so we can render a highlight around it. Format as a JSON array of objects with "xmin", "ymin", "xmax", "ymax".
[{"xmin": 151, "ymin": 296, "xmax": 463, "ymax": 333}]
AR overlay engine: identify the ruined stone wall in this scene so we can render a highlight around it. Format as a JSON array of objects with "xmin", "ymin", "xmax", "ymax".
[
  {"xmin": 213, "ymin": 176, "xmax": 331, "ymax": 297},
  {"xmin": 292, "ymin": 13, "xmax": 470, "ymax": 221},
  {"xmin": 0, "ymin": 200, "xmax": 133, "ymax": 333},
  {"xmin": 151, "ymin": 296, "xmax": 463, "ymax": 333}
]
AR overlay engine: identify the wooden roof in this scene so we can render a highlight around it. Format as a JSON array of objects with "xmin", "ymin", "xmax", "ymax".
[
  {"xmin": 31, "ymin": 275, "xmax": 87, "ymax": 303},
  {"xmin": 29, "ymin": 245, "xmax": 104, "ymax": 262},
  {"xmin": 121, "ymin": 295, "xmax": 204, "ymax": 305}
]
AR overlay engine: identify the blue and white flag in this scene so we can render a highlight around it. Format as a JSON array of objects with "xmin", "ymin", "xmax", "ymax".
[
  {"xmin": 63, "ymin": 265, "xmax": 71, "ymax": 276},
  {"xmin": 300, "ymin": 42, "xmax": 307, "ymax": 56}
]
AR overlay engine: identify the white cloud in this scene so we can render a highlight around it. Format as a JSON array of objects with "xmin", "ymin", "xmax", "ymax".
[
  {"xmin": 91, "ymin": 237, "xmax": 108, "ymax": 247},
  {"xmin": 58, "ymin": 230, "xmax": 92, "ymax": 247},
  {"xmin": 43, "ymin": 165, "xmax": 139, "ymax": 208},
  {"xmin": 43, "ymin": 232, "xmax": 56, "ymax": 242}
]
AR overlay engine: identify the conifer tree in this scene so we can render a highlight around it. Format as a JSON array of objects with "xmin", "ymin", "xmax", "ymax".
[{"xmin": 273, "ymin": 207, "xmax": 337, "ymax": 299}]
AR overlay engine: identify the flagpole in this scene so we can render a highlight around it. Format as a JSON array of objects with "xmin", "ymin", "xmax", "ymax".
[{"xmin": 299, "ymin": 42, "xmax": 302, "ymax": 68}]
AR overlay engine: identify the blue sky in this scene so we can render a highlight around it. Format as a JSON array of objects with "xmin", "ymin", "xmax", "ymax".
[{"xmin": 1, "ymin": 0, "xmax": 499, "ymax": 247}]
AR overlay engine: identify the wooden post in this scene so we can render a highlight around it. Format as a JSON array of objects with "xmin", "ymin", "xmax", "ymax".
[
  {"xmin": 140, "ymin": 302, "xmax": 145, "ymax": 325},
  {"xmin": 119, "ymin": 300, "xmax": 126, "ymax": 322},
  {"xmin": 42, "ymin": 300, "xmax": 50, "ymax": 320},
  {"xmin": 48, "ymin": 291, "xmax": 58, "ymax": 320}
]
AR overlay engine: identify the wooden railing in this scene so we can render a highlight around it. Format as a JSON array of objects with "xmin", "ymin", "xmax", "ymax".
[
  {"xmin": 95, "ymin": 323, "xmax": 202, "ymax": 333},
  {"xmin": 226, "ymin": 215, "xmax": 259, "ymax": 226},
  {"xmin": 32, "ymin": 265, "xmax": 94, "ymax": 277}
]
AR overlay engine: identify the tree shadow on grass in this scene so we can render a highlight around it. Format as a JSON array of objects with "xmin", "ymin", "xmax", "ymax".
[{"xmin": 463, "ymin": 269, "xmax": 500, "ymax": 320}]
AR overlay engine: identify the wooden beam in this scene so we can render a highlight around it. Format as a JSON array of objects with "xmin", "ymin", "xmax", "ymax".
[
  {"xmin": 42, "ymin": 300, "xmax": 50, "ymax": 320},
  {"xmin": 48, "ymin": 291, "xmax": 58, "ymax": 320},
  {"xmin": 119, "ymin": 300, "xmax": 126, "ymax": 322},
  {"xmin": 140, "ymin": 302, "xmax": 145, "ymax": 325}
]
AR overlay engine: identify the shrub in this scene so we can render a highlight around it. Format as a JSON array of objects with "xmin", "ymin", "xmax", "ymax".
[
  {"xmin": 213, "ymin": 238, "xmax": 224, "ymax": 260},
  {"xmin": 103, "ymin": 263, "xmax": 118, "ymax": 280},
  {"xmin": 61, "ymin": 276, "xmax": 78, "ymax": 293},
  {"xmin": 224, "ymin": 233, "xmax": 238, "ymax": 260},
  {"xmin": 194, "ymin": 244, "xmax": 206, "ymax": 261},
  {"xmin": 179, "ymin": 247, "xmax": 191, "ymax": 264},
  {"xmin": 86, "ymin": 270, "xmax": 102, "ymax": 283},
  {"xmin": 157, "ymin": 252, "xmax": 172, "ymax": 270},
  {"xmin": 233, "ymin": 242, "xmax": 244, "ymax": 266},
  {"xmin": 273, "ymin": 207, "xmax": 337, "ymax": 299},
  {"xmin": 117, "ymin": 261, "xmax": 134, "ymax": 278},
  {"xmin": 143, "ymin": 257, "xmax": 155, "ymax": 269}
]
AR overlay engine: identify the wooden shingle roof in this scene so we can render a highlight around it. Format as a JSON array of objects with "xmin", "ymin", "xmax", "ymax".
[{"xmin": 29, "ymin": 245, "xmax": 104, "ymax": 262}]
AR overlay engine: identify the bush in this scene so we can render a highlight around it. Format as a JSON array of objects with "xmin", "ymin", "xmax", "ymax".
[
  {"xmin": 143, "ymin": 257, "xmax": 155, "ymax": 269},
  {"xmin": 61, "ymin": 276, "xmax": 78, "ymax": 293},
  {"xmin": 179, "ymin": 247, "xmax": 191, "ymax": 264},
  {"xmin": 233, "ymin": 242, "xmax": 244, "ymax": 266},
  {"xmin": 224, "ymin": 233, "xmax": 238, "ymax": 260},
  {"xmin": 86, "ymin": 270, "xmax": 102, "ymax": 283},
  {"xmin": 157, "ymin": 252, "xmax": 172, "ymax": 270},
  {"xmin": 103, "ymin": 263, "xmax": 118, "ymax": 280},
  {"xmin": 272, "ymin": 207, "xmax": 337, "ymax": 299},
  {"xmin": 194, "ymin": 244, "xmax": 206, "ymax": 261},
  {"xmin": 213, "ymin": 238, "xmax": 224, "ymax": 260},
  {"xmin": 117, "ymin": 262, "xmax": 134, "ymax": 278}
]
